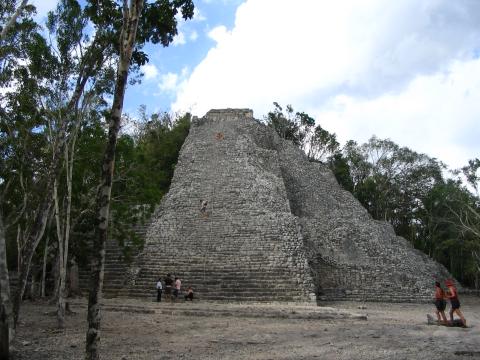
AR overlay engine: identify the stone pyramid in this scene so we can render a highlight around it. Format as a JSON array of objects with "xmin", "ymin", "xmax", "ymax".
[{"xmin": 124, "ymin": 109, "xmax": 452, "ymax": 302}]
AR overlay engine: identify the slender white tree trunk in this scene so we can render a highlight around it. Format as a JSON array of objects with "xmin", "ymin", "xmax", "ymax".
[
  {"xmin": 56, "ymin": 122, "xmax": 78, "ymax": 328},
  {"xmin": 85, "ymin": 1, "xmax": 144, "ymax": 358},
  {"xmin": 0, "ymin": 214, "xmax": 14, "ymax": 342},
  {"xmin": 41, "ymin": 236, "xmax": 49, "ymax": 298},
  {"xmin": 54, "ymin": 179, "xmax": 66, "ymax": 328},
  {"xmin": 16, "ymin": 225, "xmax": 21, "ymax": 273},
  {"xmin": 13, "ymin": 200, "xmax": 51, "ymax": 326}
]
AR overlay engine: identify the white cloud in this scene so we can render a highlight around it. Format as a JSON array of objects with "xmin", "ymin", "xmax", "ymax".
[
  {"xmin": 159, "ymin": 73, "xmax": 180, "ymax": 92},
  {"xmin": 172, "ymin": 32, "xmax": 186, "ymax": 46},
  {"xmin": 172, "ymin": 0, "xmax": 480, "ymax": 169},
  {"xmin": 313, "ymin": 58, "xmax": 480, "ymax": 169},
  {"xmin": 190, "ymin": 30, "xmax": 199, "ymax": 42},
  {"xmin": 193, "ymin": 8, "xmax": 207, "ymax": 22},
  {"xmin": 155, "ymin": 68, "xmax": 190, "ymax": 96},
  {"xmin": 142, "ymin": 64, "xmax": 159, "ymax": 80},
  {"xmin": 180, "ymin": 66, "xmax": 189, "ymax": 78},
  {"xmin": 207, "ymin": 25, "xmax": 230, "ymax": 44},
  {"xmin": 202, "ymin": 0, "xmax": 243, "ymax": 4}
]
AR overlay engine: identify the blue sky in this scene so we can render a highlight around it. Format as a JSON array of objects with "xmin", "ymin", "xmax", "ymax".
[
  {"xmin": 124, "ymin": 0, "xmax": 244, "ymax": 115},
  {"xmin": 31, "ymin": 0, "xmax": 480, "ymax": 170}
]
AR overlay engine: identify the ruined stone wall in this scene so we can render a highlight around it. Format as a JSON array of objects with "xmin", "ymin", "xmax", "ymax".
[{"xmin": 125, "ymin": 108, "xmax": 452, "ymax": 302}]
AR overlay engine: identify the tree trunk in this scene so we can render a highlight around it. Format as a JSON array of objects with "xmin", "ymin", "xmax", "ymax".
[
  {"xmin": 12, "ymin": 199, "xmax": 51, "ymax": 327},
  {"xmin": 56, "ymin": 121, "xmax": 77, "ymax": 328},
  {"xmin": 85, "ymin": 1, "xmax": 143, "ymax": 358},
  {"xmin": 54, "ymin": 179, "xmax": 66, "ymax": 328},
  {"xmin": 29, "ymin": 271, "xmax": 38, "ymax": 299},
  {"xmin": 41, "ymin": 236, "xmax": 49, "ymax": 298},
  {"xmin": 16, "ymin": 225, "xmax": 22, "ymax": 273},
  {"xmin": 50, "ymin": 253, "xmax": 60, "ymax": 304},
  {"xmin": 0, "ymin": 214, "xmax": 14, "ymax": 343},
  {"xmin": 69, "ymin": 259, "xmax": 80, "ymax": 296}
]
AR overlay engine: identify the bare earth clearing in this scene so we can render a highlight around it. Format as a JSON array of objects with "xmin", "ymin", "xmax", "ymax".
[{"xmin": 11, "ymin": 295, "xmax": 480, "ymax": 360}]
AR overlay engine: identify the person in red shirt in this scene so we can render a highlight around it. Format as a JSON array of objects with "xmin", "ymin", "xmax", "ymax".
[
  {"xmin": 434, "ymin": 281, "xmax": 447, "ymax": 324},
  {"xmin": 445, "ymin": 279, "xmax": 466, "ymax": 327}
]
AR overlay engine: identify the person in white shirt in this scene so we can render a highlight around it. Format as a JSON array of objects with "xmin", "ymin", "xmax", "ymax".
[{"xmin": 156, "ymin": 278, "xmax": 163, "ymax": 302}]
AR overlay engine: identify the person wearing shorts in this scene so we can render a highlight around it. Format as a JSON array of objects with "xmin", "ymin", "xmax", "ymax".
[
  {"xmin": 445, "ymin": 279, "xmax": 466, "ymax": 327},
  {"xmin": 433, "ymin": 281, "xmax": 447, "ymax": 324}
]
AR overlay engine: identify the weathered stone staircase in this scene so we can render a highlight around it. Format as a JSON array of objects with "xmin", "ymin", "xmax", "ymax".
[
  {"xmin": 79, "ymin": 222, "xmax": 150, "ymax": 297},
  {"xmin": 120, "ymin": 210, "xmax": 314, "ymax": 302}
]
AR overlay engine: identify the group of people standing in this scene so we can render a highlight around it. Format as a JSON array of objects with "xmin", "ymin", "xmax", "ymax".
[
  {"xmin": 434, "ymin": 279, "xmax": 467, "ymax": 327},
  {"xmin": 156, "ymin": 274, "xmax": 194, "ymax": 302}
]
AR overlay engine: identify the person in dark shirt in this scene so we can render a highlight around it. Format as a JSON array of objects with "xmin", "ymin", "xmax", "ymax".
[
  {"xmin": 156, "ymin": 278, "xmax": 163, "ymax": 302},
  {"xmin": 164, "ymin": 274, "xmax": 173, "ymax": 302},
  {"xmin": 184, "ymin": 286, "xmax": 194, "ymax": 301}
]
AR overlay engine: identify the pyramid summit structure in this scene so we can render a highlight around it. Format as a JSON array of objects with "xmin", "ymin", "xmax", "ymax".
[{"xmin": 120, "ymin": 108, "xmax": 451, "ymax": 302}]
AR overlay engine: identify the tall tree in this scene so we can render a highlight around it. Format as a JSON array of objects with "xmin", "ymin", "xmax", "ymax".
[
  {"xmin": 265, "ymin": 102, "xmax": 314, "ymax": 149},
  {"xmin": 307, "ymin": 124, "xmax": 340, "ymax": 162},
  {"xmin": 84, "ymin": 1, "xmax": 194, "ymax": 358},
  {"xmin": 461, "ymin": 158, "xmax": 480, "ymax": 197},
  {"xmin": 5, "ymin": 0, "xmax": 123, "ymax": 327},
  {"xmin": 264, "ymin": 102, "xmax": 340, "ymax": 162},
  {"xmin": 0, "ymin": 0, "xmax": 46, "ymax": 336}
]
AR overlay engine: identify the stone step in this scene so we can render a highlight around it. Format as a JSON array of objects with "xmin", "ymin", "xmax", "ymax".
[
  {"xmin": 114, "ymin": 290, "xmax": 305, "ymax": 302},
  {"xmin": 132, "ymin": 276, "xmax": 300, "ymax": 283},
  {"xmin": 136, "ymin": 262, "xmax": 286, "ymax": 268},
  {"xmin": 130, "ymin": 279, "xmax": 298, "ymax": 287},
  {"xmin": 128, "ymin": 282, "xmax": 303, "ymax": 290},
  {"xmin": 137, "ymin": 268, "xmax": 293, "ymax": 274},
  {"xmin": 136, "ymin": 258, "xmax": 290, "ymax": 264}
]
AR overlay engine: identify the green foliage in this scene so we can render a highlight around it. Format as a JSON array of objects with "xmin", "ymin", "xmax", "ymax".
[
  {"xmin": 0, "ymin": 1, "xmax": 38, "ymax": 86},
  {"xmin": 265, "ymin": 102, "xmax": 307, "ymax": 146},
  {"xmin": 307, "ymin": 125, "xmax": 340, "ymax": 161},
  {"xmin": 328, "ymin": 153, "xmax": 354, "ymax": 192},
  {"xmin": 0, "ymin": 2, "xmax": 58, "ymax": 271},
  {"xmin": 111, "ymin": 111, "xmax": 190, "ymax": 207},
  {"xmin": 65, "ymin": 110, "xmax": 191, "ymax": 267},
  {"xmin": 1, "ymin": 0, "xmax": 195, "ymax": 274},
  {"xmin": 83, "ymin": 0, "xmax": 194, "ymax": 72},
  {"xmin": 106, "ymin": 111, "xmax": 190, "ymax": 258},
  {"xmin": 461, "ymin": 158, "xmax": 480, "ymax": 197},
  {"xmin": 265, "ymin": 102, "xmax": 339, "ymax": 162}
]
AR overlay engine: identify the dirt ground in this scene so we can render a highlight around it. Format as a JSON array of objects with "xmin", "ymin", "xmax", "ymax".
[{"xmin": 10, "ymin": 295, "xmax": 480, "ymax": 360}]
